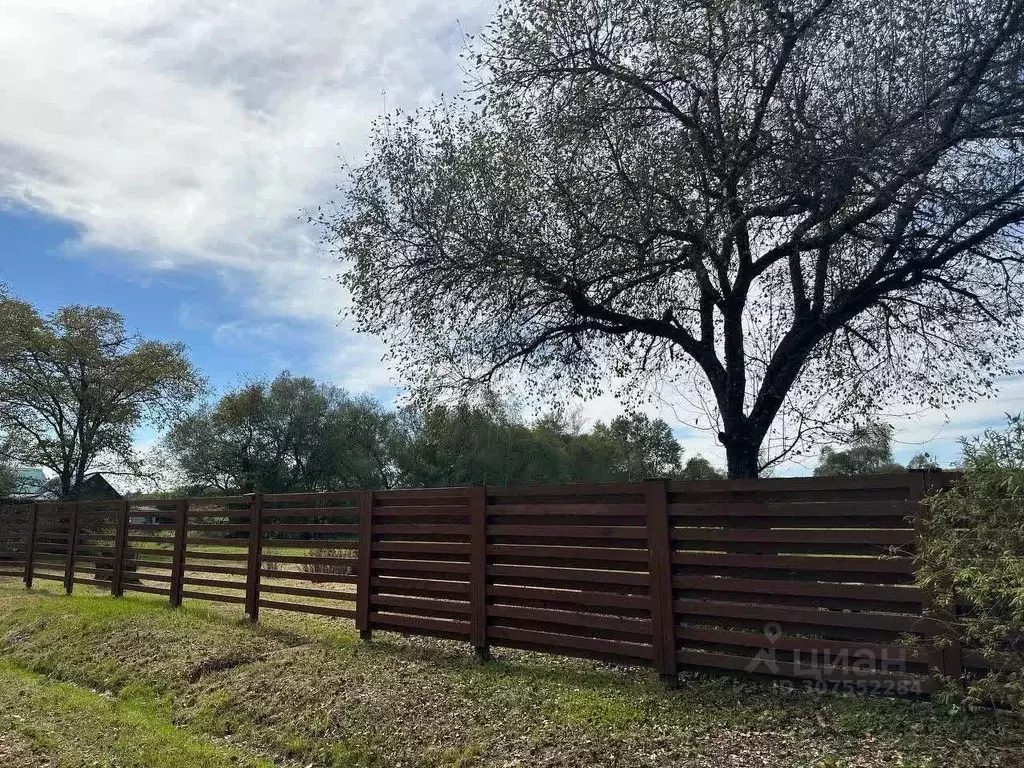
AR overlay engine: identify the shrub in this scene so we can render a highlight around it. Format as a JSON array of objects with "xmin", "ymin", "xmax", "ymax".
[
  {"xmin": 299, "ymin": 547, "xmax": 355, "ymax": 579},
  {"xmin": 916, "ymin": 415, "xmax": 1024, "ymax": 712}
]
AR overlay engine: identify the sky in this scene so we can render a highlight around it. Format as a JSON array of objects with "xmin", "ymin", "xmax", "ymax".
[{"xmin": 1, "ymin": 0, "xmax": 1022, "ymax": 475}]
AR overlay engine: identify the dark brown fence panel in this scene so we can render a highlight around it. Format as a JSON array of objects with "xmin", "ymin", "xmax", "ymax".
[
  {"xmin": 668, "ymin": 474, "xmax": 938, "ymax": 694},
  {"xmin": 71, "ymin": 500, "xmax": 120, "ymax": 589},
  {"xmin": 368, "ymin": 488, "xmax": 473, "ymax": 641},
  {"xmin": 117, "ymin": 498, "xmax": 184, "ymax": 599},
  {"xmin": 484, "ymin": 483, "xmax": 654, "ymax": 664},
  {"xmin": 256, "ymin": 491, "xmax": 360, "ymax": 621},
  {"xmin": 29, "ymin": 503, "xmax": 74, "ymax": 586},
  {"xmin": 175, "ymin": 496, "xmax": 252, "ymax": 607},
  {"xmin": 0, "ymin": 472, "xmax": 980, "ymax": 697},
  {"xmin": 0, "ymin": 504, "xmax": 31, "ymax": 577}
]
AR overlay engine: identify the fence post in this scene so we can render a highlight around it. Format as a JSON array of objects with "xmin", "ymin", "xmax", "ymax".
[
  {"xmin": 469, "ymin": 485, "xmax": 490, "ymax": 662},
  {"xmin": 111, "ymin": 499, "xmax": 130, "ymax": 596},
  {"xmin": 64, "ymin": 501, "xmax": 81, "ymax": 595},
  {"xmin": 645, "ymin": 478, "xmax": 678, "ymax": 687},
  {"xmin": 245, "ymin": 493, "xmax": 264, "ymax": 622},
  {"xmin": 356, "ymin": 490, "xmax": 374, "ymax": 641},
  {"xmin": 169, "ymin": 498, "xmax": 188, "ymax": 608},
  {"xmin": 912, "ymin": 470, "xmax": 964, "ymax": 685},
  {"xmin": 23, "ymin": 503, "xmax": 38, "ymax": 589}
]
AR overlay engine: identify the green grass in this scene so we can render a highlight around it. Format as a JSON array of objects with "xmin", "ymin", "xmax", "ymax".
[
  {"xmin": 0, "ymin": 661, "xmax": 273, "ymax": 767},
  {"xmin": 0, "ymin": 578, "xmax": 1021, "ymax": 767}
]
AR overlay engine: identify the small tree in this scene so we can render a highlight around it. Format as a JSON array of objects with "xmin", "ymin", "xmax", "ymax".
[
  {"xmin": 680, "ymin": 456, "xmax": 724, "ymax": 481},
  {"xmin": 0, "ymin": 295, "xmax": 205, "ymax": 499},
  {"xmin": 324, "ymin": 0, "xmax": 1024, "ymax": 477},
  {"xmin": 813, "ymin": 422, "xmax": 905, "ymax": 475},
  {"xmin": 917, "ymin": 416, "xmax": 1024, "ymax": 711}
]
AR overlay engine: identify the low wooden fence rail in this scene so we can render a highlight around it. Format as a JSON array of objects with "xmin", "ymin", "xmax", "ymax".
[{"xmin": 0, "ymin": 472, "xmax": 975, "ymax": 693}]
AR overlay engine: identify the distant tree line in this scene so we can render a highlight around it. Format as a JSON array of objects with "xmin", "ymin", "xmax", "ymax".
[{"xmin": 162, "ymin": 372, "xmax": 723, "ymax": 495}]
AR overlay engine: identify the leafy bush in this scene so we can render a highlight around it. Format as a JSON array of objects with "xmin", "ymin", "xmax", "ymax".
[{"xmin": 916, "ymin": 415, "xmax": 1024, "ymax": 711}]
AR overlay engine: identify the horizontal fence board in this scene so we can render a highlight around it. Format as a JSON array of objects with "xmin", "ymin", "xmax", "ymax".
[
  {"xmin": 133, "ymin": 559, "xmax": 175, "ymax": 570},
  {"xmin": 122, "ymin": 583, "xmax": 171, "ymax": 597},
  {"xmin": 370, "ymin": 612, "xmax": 470, "ymax": 637},
  {"xmin": 671, "ymin": 528, "xmax": 914, "ymax": 546},
  {"xmin": 488, "ymin": 525, "xmax": 647, "ymax": 540},
  {"xmin": 668, "ymin": 500, "xmax": 915, "ymax": 519},
  {"xmin": 258, "ymin": 599, "xmax": 356, "ymax": 618},
  {"xmin": 182, "ymin": 576, "xmax": 247, "ymax": 590},
  {"xmin": 487, "ymin": 604, "xmax": 652, "ymax": 636},
  {"xmin": 129, "ymin": 572, "xmax": 174, "ymax": 583},
  {"xmin": 488, "ymin": 584, "xmax": 650, "ymax": 611},
  {"xmin": 488, "ymin": 626, "xmax": 653, "ymax": 660},
  {"xmin": 372, "ymin": 594, "xmax": 470, "ymax": 616},
  {"xmin": 672, "ymin": 552, "xmax": 915, "ymax": 574},
  {"xmin": 487, "ymin": 564, "xmax": 649, "ymax": 587},
  {"xmin": 182, "ymin": 550, "xmax": 246, "ymax": 561},
  {"xmin": 259, "ymin": 583, "xmax": 356, "ymax": 601},
  {"xmin": 182, "ymin": 590, "xmax": 247, "ymax": 604},
  {"xmin": 182, "ymin": 563, "xmax": 249, "ymax": 576},
  {"xmin": 675, "ymin": 625, "xmax": 938, "ymax": 664},
  {"xmin": 487, "ymin": 503, "xmax": 647, "ymax": 517},
  {"xmin": 372, "ymin": 559, "xmax": 471, "ymax": 575},
  {"xmin": 487, "ymin": 544, "xmax": 648, "ymax": 563},
  {"xmin": 372, "ymin": 576, "xmax": 470, "ymax": 595},
  {"xmin": 674, "ymin": 575, "xmax": 923, "ymax": 605},
  {"xmin": 674, "ymin": 599, "xmax": 936, "ymax": 634},
  {"xmin": 373, "ymin": 524, "xmax": 469, "ymax": 536},
  {"xmin": 373, "ymin": 541, "xmax": 469, "ymax": 556}
]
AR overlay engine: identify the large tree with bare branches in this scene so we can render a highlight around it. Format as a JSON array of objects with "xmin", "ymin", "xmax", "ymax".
[{"xmin": 322, "ymin": 0, "xmax": 1024, "ymax": 477}]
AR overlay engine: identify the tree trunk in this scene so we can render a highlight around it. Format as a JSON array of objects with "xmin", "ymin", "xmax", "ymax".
[{"xmin": 722, "ymin": 432, "xmax": 760, "ymax": 479}]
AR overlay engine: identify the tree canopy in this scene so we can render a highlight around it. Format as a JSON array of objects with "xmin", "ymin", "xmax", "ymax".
[
  {"xmin": 323, "ymin": 0, "xmax": 1024, "ymax": 477},
  {"xmin": 0, "ymin": 293, "xmax": 205, "ymax": 499},
  {"xmin": 165, "ymin": 373, "xmax": 399, "ymax": 494},
  {"xmin": 164, "ymin": 373, "xmax": 713, "ymax": 493},
  {"xmin": 813, "ymin": 421, "xmax": 905, "ymax": 475}
]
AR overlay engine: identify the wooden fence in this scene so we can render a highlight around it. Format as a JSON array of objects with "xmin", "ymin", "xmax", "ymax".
[{"xmin": 0, "ymin": 472, "xmax": 974, "ymax": 693}]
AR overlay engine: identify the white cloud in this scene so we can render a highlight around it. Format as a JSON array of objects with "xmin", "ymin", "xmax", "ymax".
[{"xmin": 0, "ymin": 0, "xmax": 494, "ymax": 344}]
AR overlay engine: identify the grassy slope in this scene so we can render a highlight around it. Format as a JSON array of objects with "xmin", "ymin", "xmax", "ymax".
[
  {"xmin": 0, "ymin": 578, "xmax": 1021, "ymax": 768},
  {"xmin": 0, "ymin": 661, "xmax": 273, "ymax": 768}
]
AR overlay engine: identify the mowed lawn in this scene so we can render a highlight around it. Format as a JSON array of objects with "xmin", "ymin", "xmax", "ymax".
[{"xmin": 0, "ymin": 579, "xmax": 1020, "ymax": 768}]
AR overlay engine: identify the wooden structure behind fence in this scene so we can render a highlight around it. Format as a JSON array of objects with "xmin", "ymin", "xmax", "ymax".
[{"xmin": 0, "ymin": 472, "xmax": 971, "ymax": 693}]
